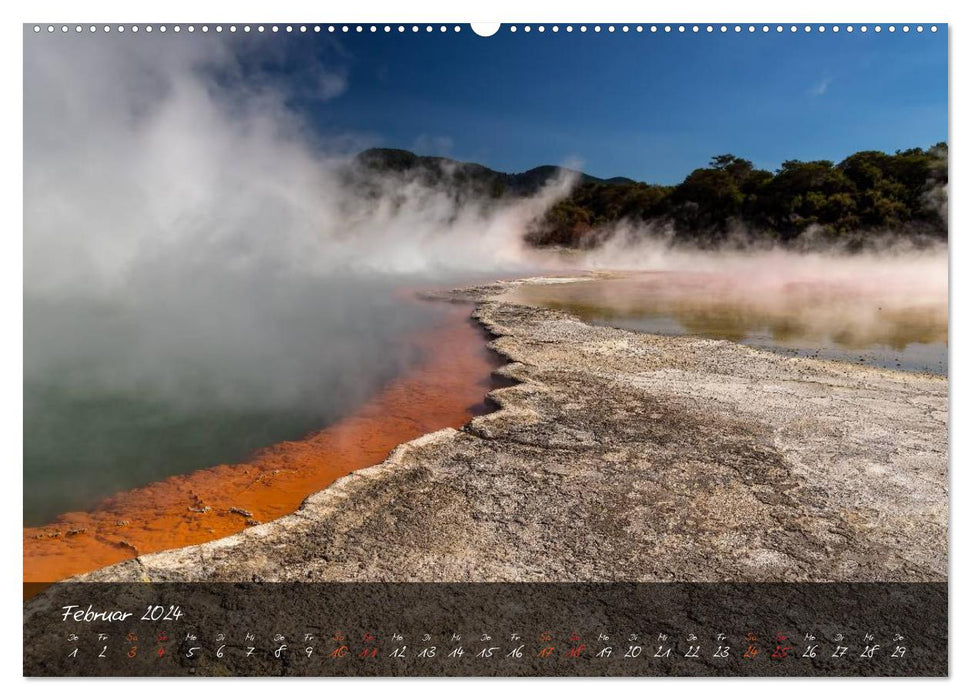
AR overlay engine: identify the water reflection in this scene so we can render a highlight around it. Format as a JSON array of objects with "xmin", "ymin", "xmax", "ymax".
[{"xmin": 504, "ymin": 272, "xmax": 948, "ymax": 375}]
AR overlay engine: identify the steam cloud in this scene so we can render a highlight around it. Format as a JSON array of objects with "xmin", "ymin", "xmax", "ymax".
[
  {"xmin": 24, "ymin": 32, "xmax": 572, "ymax": 402},
  {"xmin": 568, "ymin": 220, "xmax": 946, "ymax": 296},
  {"xmin": 24, "ymin": 33, "xmax": 576, "ymax": 295}
]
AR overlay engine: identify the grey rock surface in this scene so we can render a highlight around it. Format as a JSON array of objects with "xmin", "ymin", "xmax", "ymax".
[{"xmin": 80, "ymin": 280, "xmax": 948, "ymax": 583}]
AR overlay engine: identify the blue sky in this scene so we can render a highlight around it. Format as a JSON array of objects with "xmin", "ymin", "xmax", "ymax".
[{"xmin": 272, "ymin": 26, "xmax": 947, "ymax": 184}]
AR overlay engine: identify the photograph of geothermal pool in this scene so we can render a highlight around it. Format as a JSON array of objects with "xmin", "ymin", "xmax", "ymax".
[{"xmin": 22, "ymin": 22, "xmax": 947, "ymax": 677}]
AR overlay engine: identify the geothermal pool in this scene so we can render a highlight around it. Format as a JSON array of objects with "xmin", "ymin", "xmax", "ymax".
[
  {"xmin": 24, "ymin": 292, "xmax": 500, "ymax": 584},
  {"xmin": 503, "ymin": 270, "xmax": 948, "ymax": 375},
  {"xmin": 24, "ymin": 277, "xmax": 476, "ymax": 527}
]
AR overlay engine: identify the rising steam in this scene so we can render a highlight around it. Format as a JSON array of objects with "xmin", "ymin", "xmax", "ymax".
[{"xmin": 24, "ymin": 32, "xmax": 577, "ymax": 298}]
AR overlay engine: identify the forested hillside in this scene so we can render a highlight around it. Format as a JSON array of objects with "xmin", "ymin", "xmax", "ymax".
[{"xmin": 352, "ymin": 145, "xmax": 948, "ymax": 248}]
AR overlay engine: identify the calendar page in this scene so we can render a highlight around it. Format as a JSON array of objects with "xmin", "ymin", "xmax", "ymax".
[{"xmin": 22, "ymin": 18, "xmax": 948, "ymax": 678}]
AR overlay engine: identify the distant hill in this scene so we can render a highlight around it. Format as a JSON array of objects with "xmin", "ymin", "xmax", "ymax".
[
  {"xmin": 350, "ymin": 146, "xmax": 948, "ymax": 249},
  {"xmin": 352, "ymin": 148, "xmax": 632, "ymax": 197}
]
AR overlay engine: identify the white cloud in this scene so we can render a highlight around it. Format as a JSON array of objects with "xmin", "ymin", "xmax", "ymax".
[
  {"xmin": 809, "ymin": 76, "xmax": 832, "ymax": 97},
  {"xmin": 315, "ymin": 70, "xmax": 348, "ymax": 101}
]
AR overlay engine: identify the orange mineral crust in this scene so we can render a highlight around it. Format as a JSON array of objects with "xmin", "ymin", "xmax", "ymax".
[{"xmin": 24, "ymin": 304, "xmax": 499, "ymax": 584}]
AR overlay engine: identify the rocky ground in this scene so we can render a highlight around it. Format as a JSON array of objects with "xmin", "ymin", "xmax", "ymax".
[{"xmin": 77, "ymin": 279, "xmax": 948, "ymax": 583}]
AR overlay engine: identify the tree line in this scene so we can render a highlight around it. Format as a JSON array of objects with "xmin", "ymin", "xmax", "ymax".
[{"xmin": 527, "ymin": 144, "xmax": 948, "ymax": 248}]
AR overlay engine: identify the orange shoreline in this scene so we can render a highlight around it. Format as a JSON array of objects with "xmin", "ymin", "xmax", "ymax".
[{"xmin": 23, "ymin": 302, "xmax": 498, "ymax": 587}]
